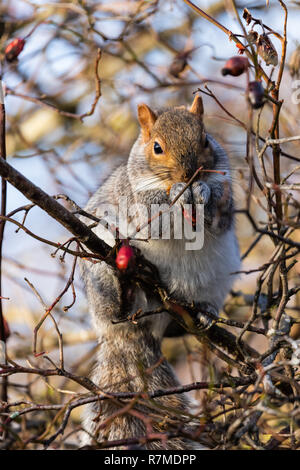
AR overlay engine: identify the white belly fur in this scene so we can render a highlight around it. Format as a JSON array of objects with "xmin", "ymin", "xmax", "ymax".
[{"xmin": 133, "ymin": 228, "xmax": 240, "ymax": 311}]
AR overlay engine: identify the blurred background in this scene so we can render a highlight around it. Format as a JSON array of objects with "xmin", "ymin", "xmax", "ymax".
[{"xmin": 1, "ymin": 0, "xmax": 300, "ymax": 447}]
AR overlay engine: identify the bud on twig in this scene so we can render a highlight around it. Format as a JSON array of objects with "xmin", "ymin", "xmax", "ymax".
[
  {"xmin": 169, "ymin": 51, "xmax": 189, "ymax": 78},
  {"xmin": 235, "ymin": 43, "xmax": 246, "ymax": 55},
  {"xmin": 248, "ymin": 80, "xmax": 265, "ymax": 109},
  {"xmin": 221, "ymin": 56, "xmax": 249, "ymax": 77},
  {"xmin": 5, "ymin": 38, "xmax": 25, "ymax": 62},
  {"xmin": 247, "ymin": 30, "xmax": 258, "ymax": 46},
  {"xmin": 116, "ymin": 244, "xmax": 135, "ymax": 271},
  {"xmin": 243, "ymin": 8, "xmax": 252, "ymax": 25}
]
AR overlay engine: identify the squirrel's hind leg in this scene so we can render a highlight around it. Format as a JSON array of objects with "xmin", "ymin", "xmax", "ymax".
[{"xmin": 79, "ymin": 259, "xmax": 124, "ymax": 332}]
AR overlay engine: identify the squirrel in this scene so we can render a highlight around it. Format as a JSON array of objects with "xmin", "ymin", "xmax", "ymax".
[{"xmin": 79, "ymin": 94, "xmax": 241, "ymax": 449}]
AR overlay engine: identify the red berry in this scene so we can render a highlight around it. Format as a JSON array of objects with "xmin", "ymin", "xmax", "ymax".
[
  {"xmin": 116, "ymin": 244, "xmax": 135, "ymax": 271},
  {"xmin": 5, "ymin": 38, "xmax": 25, "ymax": 62},
  {"xmin": 182, "ymin": 207, "xmax": 197, "ymax": 229},
  {"xmin": 221, "ymin": 56, "xmax": 249, "ymax": 77}
]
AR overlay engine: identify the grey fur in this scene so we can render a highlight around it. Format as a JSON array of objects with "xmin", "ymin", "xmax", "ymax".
[{"xmin": 79, "ymin": 105, "xmax": 240, "ymax": 449}]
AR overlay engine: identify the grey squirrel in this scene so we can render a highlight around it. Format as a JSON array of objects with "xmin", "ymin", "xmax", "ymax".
[{"xmin": 79, "ymin": 95, "xmax": 240, "ymax": 449}]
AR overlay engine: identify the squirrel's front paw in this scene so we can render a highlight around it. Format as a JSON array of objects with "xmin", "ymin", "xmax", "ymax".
[
  {"xmin": 169, "ymin": 182, "xmax": 192, "ymax": 207},
  {"xmin": 192, "ymin": 181, "xmax": 211, "ymax": 205}
]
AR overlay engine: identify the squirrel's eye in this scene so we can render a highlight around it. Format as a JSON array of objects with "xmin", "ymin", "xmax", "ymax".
[
  {"xmin": 204, "ymin": 135, "xmax": 209, "ymax": 148},
  {"xmin": 154, "ymin": 141, "xmax": 163, "ymax": 154}
]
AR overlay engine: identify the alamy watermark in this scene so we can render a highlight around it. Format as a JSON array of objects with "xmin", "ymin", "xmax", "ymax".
[{"xmin": 95, "ymin": 197, "xmax": 205, "ymax": 251}]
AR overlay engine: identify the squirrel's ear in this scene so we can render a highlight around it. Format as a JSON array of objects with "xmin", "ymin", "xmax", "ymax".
[
  {"xmin": 137, "ymin": 103, "xmax": 157, "ymax": 142},
  {"xmin": 190, "ymin": 94, "xmax": 204, "ymax": 120}
]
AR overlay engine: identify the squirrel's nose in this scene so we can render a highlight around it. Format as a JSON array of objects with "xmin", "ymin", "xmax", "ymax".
[
  {"xmin": 178, "ymin": 151, "xmax": 198, "ymax": 181},
  {"xmin": 181, "ymin": 163, "xmax": 198, "ymax": 182}
]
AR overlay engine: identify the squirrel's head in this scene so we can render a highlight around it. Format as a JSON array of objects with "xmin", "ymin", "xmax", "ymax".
[{"xmin": 137, "ymin": 95, "xmax": 214, "ymax": 188}]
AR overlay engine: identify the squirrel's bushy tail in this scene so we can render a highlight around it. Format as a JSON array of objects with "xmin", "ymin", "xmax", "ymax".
[{"xmin": 80, "ymin": 328, "xmax": 205, "ymax": 450}]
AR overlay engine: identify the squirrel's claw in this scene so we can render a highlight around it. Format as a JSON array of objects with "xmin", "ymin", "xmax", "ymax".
[
  {"xmin": 169, "ymin": 182, "xmax": 192, "ymax": 206},
  {"xmin": 192, "ymin": 181, "xmax": 211, "ymax": 205}
]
